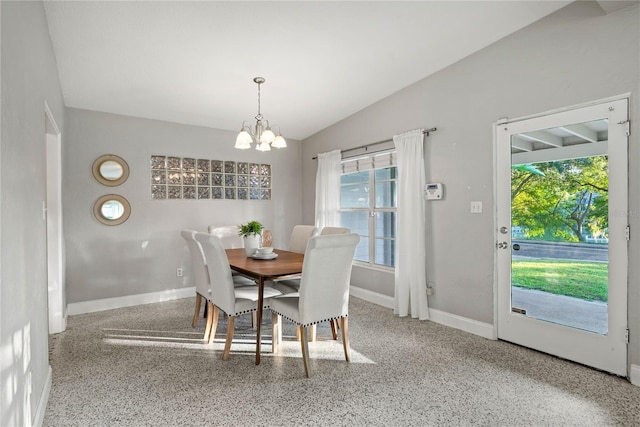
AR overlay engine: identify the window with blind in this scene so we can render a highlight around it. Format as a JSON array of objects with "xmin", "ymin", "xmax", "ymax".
[{"xmin": 340, "ymin": 151, "xmax": 397, "ymax": 268}]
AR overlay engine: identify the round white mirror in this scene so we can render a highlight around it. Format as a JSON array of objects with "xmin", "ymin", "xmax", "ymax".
[
  {"xmin": 100, "ymin": 199, "xmax": 125, "ymax": 220},
  {"xmin": 99, "ymin": 160, "xmax": 124, "ymax": 181},
  {"xmin": 92, "ymin": 154, "xmax": 129, "ymax": 186},
  {"xmin": 93, "ymin": 194, "xmax": 131, "ymax": 226}
]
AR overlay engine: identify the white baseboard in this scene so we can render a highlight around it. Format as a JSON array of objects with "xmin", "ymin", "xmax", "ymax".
[
  {"xmin": 350, "ymin": 286, "xmax": 495, "ymax": 340},
  {"xmin": 67, "ymin": 287, "xmax": 196, "ymax": 315},
  {"xmin": 350, "ymin": 285, "xmax": 394, "ymax": 308},
  {"xmin": 631, "ymin": 364, "xmax": 640, "ymax": 387},
  {"xmin": 428, "ymin": 308, "xmax": 495, "ymax": 339},
  {"xmin": 33, "ymin": 366, "xmax": 51, "ymax": 427}
]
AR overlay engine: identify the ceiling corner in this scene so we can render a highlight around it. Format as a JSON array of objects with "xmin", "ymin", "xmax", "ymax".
[{"xmin": 596, "ymin": 0, "xmax": 639, "ymax": 14}]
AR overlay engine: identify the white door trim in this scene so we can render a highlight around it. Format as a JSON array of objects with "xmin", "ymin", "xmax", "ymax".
[
  {"xmin": 496, "ymin": 93, "xmax": 631, "ymax": 126},
  {"xmin": 45, "ymin": 101, "xmax": 66, "ymax": 334}
]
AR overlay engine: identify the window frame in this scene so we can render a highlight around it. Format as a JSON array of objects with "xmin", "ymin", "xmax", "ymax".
[{"xmin": 340, "ymin": 152, "xmax": 397, "ymax": 270}]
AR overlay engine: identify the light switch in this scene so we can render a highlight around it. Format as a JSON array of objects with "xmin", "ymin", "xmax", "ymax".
[{"xmin": 470, "ymin": 201, "xmax": 483, "ymax": 214}]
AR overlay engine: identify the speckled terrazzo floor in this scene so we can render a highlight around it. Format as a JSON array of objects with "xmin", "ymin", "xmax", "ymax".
[{"xmin": 44, "ymin": 297, "xmax": 640, "ymax": 426}]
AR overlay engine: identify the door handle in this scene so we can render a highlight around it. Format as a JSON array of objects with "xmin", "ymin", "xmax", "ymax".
[{"xmin": 496, "ymin": 241, "xmax": 509, "ymax": 249}]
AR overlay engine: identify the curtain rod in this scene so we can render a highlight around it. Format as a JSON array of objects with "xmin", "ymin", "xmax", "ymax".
[{"xmin": 312, "ymin": 127, "xmax": 437, "ymax": 160}]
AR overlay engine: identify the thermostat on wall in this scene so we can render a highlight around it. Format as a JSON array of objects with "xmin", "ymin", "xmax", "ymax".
[{"xmin": 425, "ymin": 183, "xmax": 444, "ymax": 200}]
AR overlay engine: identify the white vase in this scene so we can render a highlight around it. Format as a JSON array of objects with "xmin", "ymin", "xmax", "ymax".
[{"xmin": 243, "ymin": 234, "xmax": 261, "ymax": 257}]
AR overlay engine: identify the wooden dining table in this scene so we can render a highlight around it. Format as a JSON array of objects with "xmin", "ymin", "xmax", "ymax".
[{"xmin": 225, "ymin": 248, "xmax": 304, "ymax": 365}]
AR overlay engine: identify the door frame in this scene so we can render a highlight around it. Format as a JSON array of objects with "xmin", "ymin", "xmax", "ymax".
[
  {"xmin": 45, "ymin": 101, "xmax": 66, "ymax": 334},
  {"xmin": 493, "ymin": 94, "xmax": 630, "ymax": 376}
]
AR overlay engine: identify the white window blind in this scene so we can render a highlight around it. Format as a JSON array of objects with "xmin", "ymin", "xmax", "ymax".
[{"xmin": 341, "ymin": 151, "xmax": 396, "ymax": 173}]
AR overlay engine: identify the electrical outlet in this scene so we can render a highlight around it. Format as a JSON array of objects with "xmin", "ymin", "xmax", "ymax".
[
  {"xmin": 426, "ymin": 282, "xmax": 434, "ymax": 296},
  {"xmin": 176, "ymin": 268, "xmax": 183, "ymax": 277},
  {"xmin": 470, "ymin": 201, "xmax": 483, "ymax": 214}
]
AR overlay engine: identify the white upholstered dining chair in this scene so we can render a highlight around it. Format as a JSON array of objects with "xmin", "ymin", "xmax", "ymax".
[
  {"xmin": 275, "ymin": 224, "xmax": 342, "ymax": 340},
  {"xmin": 319, "ymin": 226, "xmax": 350, "ymax": 235},
  {"xmin": 269, "ymin": 233, "xmax": 360, "ymax": 377},
  {"xmin": 288, "ymin": 225, "xmax": 318, "ymax": 254},
  {"xmin": 209, "ymin": 225, "xmax": 247, "ymax": 278},
  {"xmin": 274, "ymin": 226, "xmax": 349, "ymax": 294},
  {"xmin": 181, "ymin": 229, "xmax": 255, "ymax": 341},
  {"xmin": 181, "ymin": 230, "xmax": 211, "ymax": 335},
  {"xmin": 319, "ymin": 226, "xmax": 351, "ymax": 337},
  {"xmin": 208, "ymin": 225, "xmax": 244, "ymax": 249},
  {"xmin": 195, "ymin": 232, "xmax": 283, "ymax": 359},
  {"xmin": 274, "ymin": 224, "xmax": 318, "ymax": 289}
]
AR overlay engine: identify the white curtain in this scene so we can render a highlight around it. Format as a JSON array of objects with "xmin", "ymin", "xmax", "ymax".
[
  {"xmin": 315, "ymin": 149, "xmax": 342, "ymax": 230},
  {"xmin": 393, "ymin": 129, "xmax": 429, "ymax": 320}
]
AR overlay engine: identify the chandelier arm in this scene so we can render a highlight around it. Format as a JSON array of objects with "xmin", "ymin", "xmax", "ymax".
[{"xmin": 240, "ymin": 121, "xmax": 254, "ymax": 135}]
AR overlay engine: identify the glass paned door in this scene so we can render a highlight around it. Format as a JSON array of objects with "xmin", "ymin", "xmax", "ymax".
[{"xmin": 496, "ymin": 99, "xmax": 628, "ymax": 376}]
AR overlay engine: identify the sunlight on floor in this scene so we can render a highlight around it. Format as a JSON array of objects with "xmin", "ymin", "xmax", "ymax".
[{"xmin": 102, "ymin": 328, "xmax": 375, "ymax": 363}]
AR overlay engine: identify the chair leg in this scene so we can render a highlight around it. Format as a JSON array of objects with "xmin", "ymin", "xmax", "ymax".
[
  {"xmin": 295, "ymin": 324, "xmax": 316, "ymax": 341},
  {"xmin": 340, "ymin": 317, "xmax": 350, "ymax": 362},
  {"xmin": 271, "ymin": 313, "xmax": 282, "ymax": 353},
  {"xmin": 300, "ymin": 325, "xmax": 311, "ymax": 378},
  {"xmin": 192, "ymin": 293, "xmax": 202, "ymax": 327},
  {"xmin": 223, "ymin": 316, "xmax": 235, "ymax": 360},
  {"xmin": 203, "ymin": 300, "xmax": 214, "ymax": 341},
  {"xmin": 330, "ymin": 320, "xmax": 338, "ymax": 340},
  {"xmin": 208, "ymin": 304, "xmax": 219, "ymax": 345}
]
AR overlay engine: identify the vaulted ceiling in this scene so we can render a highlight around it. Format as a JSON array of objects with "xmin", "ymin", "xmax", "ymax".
[{"xmin": 44, "ymin": 1, "xmax": 592, "ymax": 141}]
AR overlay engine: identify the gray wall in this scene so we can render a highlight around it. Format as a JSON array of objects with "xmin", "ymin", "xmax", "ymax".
[
  {"xmin": 64, "ymin": 108, "xmax": 302, "ymax": 303},
  {"xmin": 0, "ymin": 1, "xmax": 65, "ymax": 425},
  {"xmin": 301, "ymin": 1, "xmax": 640, "ymax": 366}
]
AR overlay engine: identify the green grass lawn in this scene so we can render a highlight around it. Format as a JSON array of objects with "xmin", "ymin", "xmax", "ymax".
[{"xmin": 511, "ymin": 259, "xmax": 608, "ymax": 302}]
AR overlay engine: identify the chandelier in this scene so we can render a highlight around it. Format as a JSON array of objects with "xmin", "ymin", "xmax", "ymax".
[{"xmin": 235, "ymin": 77, "xmax": 286, "ymax": 151}]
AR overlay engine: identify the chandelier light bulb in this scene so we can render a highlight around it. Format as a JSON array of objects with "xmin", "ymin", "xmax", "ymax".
[
  {"xmin": 272, "ymin": 135, "xmax": 287, "ymax": 148},
  {"xmin": 256, "ymin": 142, "xmax": 271, "ymax": 151},
  {"xmin": 260, "ymin": 129, "xmax": 276, "ymax": 145},
  {"xmin": 235, "ymin": 130, "xmax": 252, "ymax": 149}
]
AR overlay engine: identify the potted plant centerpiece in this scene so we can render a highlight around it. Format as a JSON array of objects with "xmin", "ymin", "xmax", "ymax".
[{"xmin": 239, "ymin": 220, "xmax": 264, "ymax": 257}]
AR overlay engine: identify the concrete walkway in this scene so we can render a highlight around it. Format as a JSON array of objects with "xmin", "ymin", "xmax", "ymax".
[{"xmin": 511, "ymin": 287, "xmax": 607, "ymax": 334}]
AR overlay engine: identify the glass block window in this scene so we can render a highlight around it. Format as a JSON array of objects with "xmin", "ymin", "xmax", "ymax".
[
  {"xmin": 211, "ymin": 160, "xmax": 223, "ymax": 173},
  {"xmin": 150, "ymin": 155, "xmax": 272, "ymax": 201}
]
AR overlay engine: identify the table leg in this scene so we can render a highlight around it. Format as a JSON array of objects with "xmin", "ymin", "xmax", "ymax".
[{"xmin": 255, "ymin": 277, "xmax": 264, "ymax": 365}]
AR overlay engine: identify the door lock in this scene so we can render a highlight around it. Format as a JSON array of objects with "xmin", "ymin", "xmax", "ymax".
[{"xmin": 499, "ymin": 226, "xmax": 508, "ymax": 234}]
